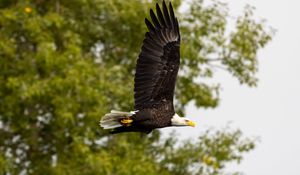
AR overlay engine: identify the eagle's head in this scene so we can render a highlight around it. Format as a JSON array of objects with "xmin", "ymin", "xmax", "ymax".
[{"xmin": 171, "ymin": 113, "xmax": 196, "ymax": 127}]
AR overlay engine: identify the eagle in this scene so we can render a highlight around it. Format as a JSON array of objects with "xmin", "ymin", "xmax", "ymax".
[{"xmin": 100, "ymin": 1, "xmax": 196, "ymax": 134}]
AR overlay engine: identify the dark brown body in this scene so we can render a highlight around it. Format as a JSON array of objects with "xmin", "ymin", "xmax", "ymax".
[{"xmin": 111, "ymin": 101, "xmax": 174, "ymax": 134}]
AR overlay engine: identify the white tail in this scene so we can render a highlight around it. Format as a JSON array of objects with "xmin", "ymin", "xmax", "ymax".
[{"xmin": 99, "ymin": 110, "xmax": 137, "ymax": 130}]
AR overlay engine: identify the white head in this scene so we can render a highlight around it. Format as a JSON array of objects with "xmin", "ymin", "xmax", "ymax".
[{"xmin": 171, "ymin": 113, "xmax": 196, "ymax": 127}]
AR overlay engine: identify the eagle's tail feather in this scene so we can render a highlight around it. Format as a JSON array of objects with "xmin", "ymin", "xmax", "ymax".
[{"xmin": 100, "ymin": 110, "xmax": 136, "ymax": 130}]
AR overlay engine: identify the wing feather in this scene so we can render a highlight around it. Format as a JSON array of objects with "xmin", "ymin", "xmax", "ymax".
[
  {"xmin": 162, "ymin": 1, "xmax": 172, "ymax": 28},
  {"xmin": 156, "ymin": 3, "xmax": 166, "ymax": 27},
  {"xmin": 150, "ymin": 9, "xmax": 161, "ymax": 29}
]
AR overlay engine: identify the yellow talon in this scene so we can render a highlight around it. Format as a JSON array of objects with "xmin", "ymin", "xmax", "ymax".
[{"xmin": 120, "ymin": 118, "xmax": 133, "ymax": 124}]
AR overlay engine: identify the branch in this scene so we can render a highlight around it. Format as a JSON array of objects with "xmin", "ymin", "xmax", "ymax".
[
  {"xmin": 56, "ymin": 0, "xmax": 60, "ymax": 13},
  {"xmin": 203, "ymin": 58, "xmax": 223, "ymax": 62},
  {"xmin": 206, "ymin": 63, "xmax": 227, "ymax": 71}
]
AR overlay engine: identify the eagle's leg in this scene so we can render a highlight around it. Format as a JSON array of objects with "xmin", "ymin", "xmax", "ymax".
[{"xmin": 120, "ymin": 118, "xmax": 133, "ymax": 127}]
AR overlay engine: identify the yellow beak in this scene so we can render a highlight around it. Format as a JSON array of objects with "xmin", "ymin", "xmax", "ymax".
[{"xmin": 187, "ymin": 121, "xmax": 196, "ymax": 127}]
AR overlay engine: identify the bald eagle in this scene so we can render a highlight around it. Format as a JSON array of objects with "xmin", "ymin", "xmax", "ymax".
[{"xmin": 100, "ymin": 1, "xmax": 196, "ymax": 134}]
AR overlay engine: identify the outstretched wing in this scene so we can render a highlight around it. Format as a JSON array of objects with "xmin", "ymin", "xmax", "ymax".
[{"xmin": 134, "ymin": 1, "xmax": 181, "ymax": 110}]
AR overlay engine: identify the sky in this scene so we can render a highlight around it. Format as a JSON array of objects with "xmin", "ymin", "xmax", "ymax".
[{"xmin": 162, "ymin": 0, "xmax": 300, "ymax": 174}]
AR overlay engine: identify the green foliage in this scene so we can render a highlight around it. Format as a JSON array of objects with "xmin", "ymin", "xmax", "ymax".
[
  {"xmin": 158, "ymin": 128, "xmax": 255, "ymax": 175},
  {"xmin": 0, "ymin": 0, "xmax": 272, "ymax": 174}
]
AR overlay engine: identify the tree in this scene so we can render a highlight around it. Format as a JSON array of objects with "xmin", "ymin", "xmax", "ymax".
[{"xmin": 0, "ymin": 0, "xmax": 272, "ymax": 174}]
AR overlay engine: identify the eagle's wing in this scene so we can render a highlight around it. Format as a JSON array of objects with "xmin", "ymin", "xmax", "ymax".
[{"xmin": 134, "ymin": 1, "xmax": 180, "ymax": 110}]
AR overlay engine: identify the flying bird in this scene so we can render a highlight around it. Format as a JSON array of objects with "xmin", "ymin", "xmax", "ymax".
[{"xmin": 100, "ymin": 1, "xmax": 196, "ymax": 134}]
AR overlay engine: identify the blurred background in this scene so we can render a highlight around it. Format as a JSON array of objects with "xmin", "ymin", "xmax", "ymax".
[{"xmin": 0, "ymin": 0, "xmax": 298, "ymax": 175}]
